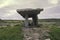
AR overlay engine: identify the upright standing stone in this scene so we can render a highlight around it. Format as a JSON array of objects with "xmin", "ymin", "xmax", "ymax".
[
  {"xmin": 25, "ymin": 14, "xmax": 29, "ymax": 27},
  {"xmin": 32, "ymin": 15, "xmax": 38, "ymax": 26}
]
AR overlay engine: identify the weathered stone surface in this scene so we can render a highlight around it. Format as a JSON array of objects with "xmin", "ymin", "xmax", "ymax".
[
  {"xmin": 22, "ymin": 27, "xmax": 50, "ymax": 40},
  {"xmin": 17, "ymin": 8, "xmax": 43, "ymax": 18},
  {"xmin": 17, "ymin": 8, "xmax": 43, "ymax": 27}
]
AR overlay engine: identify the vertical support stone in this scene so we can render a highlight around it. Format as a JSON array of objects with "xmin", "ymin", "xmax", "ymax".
[
  {"xmin": 32, "ymin": 15, "xmax": 38, "ymax": 26},
  {"xmin": 25, "ymin": 14, "xmax": 29, "ymax": 27}
]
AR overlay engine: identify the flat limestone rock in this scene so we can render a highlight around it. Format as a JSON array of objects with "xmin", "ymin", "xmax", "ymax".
[{"xmin": 22, "ymin": 27, "xmax": 50, "ymax": 40}]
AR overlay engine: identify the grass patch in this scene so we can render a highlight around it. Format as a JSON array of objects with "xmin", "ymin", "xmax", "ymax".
[
  {"xmin": 49, "ymin": 26, "xmax": 60, "ymax": 40},
  {"xmin": 0, "ymin": 25, "xmax": 23, "ymax": 40}
]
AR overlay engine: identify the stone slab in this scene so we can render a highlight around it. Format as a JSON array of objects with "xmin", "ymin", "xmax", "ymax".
[{"xmin": 22, "ymin": 27, "xmax": 50, "ymax": 40}]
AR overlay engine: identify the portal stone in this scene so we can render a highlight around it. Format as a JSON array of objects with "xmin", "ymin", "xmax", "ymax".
[{"xmin": 17, "ymin": 8, "xmax": 43, "ymax": 27}]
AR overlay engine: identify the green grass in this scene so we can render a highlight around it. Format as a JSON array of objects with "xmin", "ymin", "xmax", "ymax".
[
  {"xmin": 49, "ymin": 25, "xmax": 60, "ymax": 40},
  {"xmin": 0, "ymin": 25, "xmax": 23, "ymax": 40},
  {"xmin": 0, "ymin": 20, "xmax": 60, "ymax": 40}
]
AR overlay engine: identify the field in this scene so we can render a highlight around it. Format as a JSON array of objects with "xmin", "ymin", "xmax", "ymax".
[
  {"xmin": 0, "ymin": 19, "xmax": 60, "ymax": 40},
  {"xmin": 0, "ymin": 24, "xmax": 23, "ymax": 40}
]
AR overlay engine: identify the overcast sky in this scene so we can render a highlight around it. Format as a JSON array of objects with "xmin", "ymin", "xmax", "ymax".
[{"xmin": 0, "ymin": 0, "xmax": 60, "ymax": 20}]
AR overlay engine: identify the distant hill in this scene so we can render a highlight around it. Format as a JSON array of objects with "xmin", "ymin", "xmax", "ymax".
[
  {"xmin": 39, "ymin": 19, "xmax": 60, "ymax": 22},
  {"xmin": 0, "ymin": 19, "xmax": 60, "ymax": 22}
]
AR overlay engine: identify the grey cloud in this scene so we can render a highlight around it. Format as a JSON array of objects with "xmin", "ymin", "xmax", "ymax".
[
  {"xmin": 38, "ymin": 5, "xmax": 60, "ymax": 19},
  {"xmin": 0, "ymin": 0, "xmax": 5, "ymax": 4},
  {"xmin": 0, "ymin": 0, "xmax": 60, "ymax": 20},
  {"xmin": 2, "ymin": 13, "xmax": 24, "ymax": 20},
  {"xmin": 46, "ymin": 6, "xmax": 60, "ymax": 13}
]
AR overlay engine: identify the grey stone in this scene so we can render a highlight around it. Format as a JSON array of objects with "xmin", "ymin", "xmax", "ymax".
[
  {"xmin": 17, "ymin": 8, "xmax": 43, "ymax": 27},
  {"xmin": 22, "ymin": 27, "xmax": 50, "ymax": 40}
]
